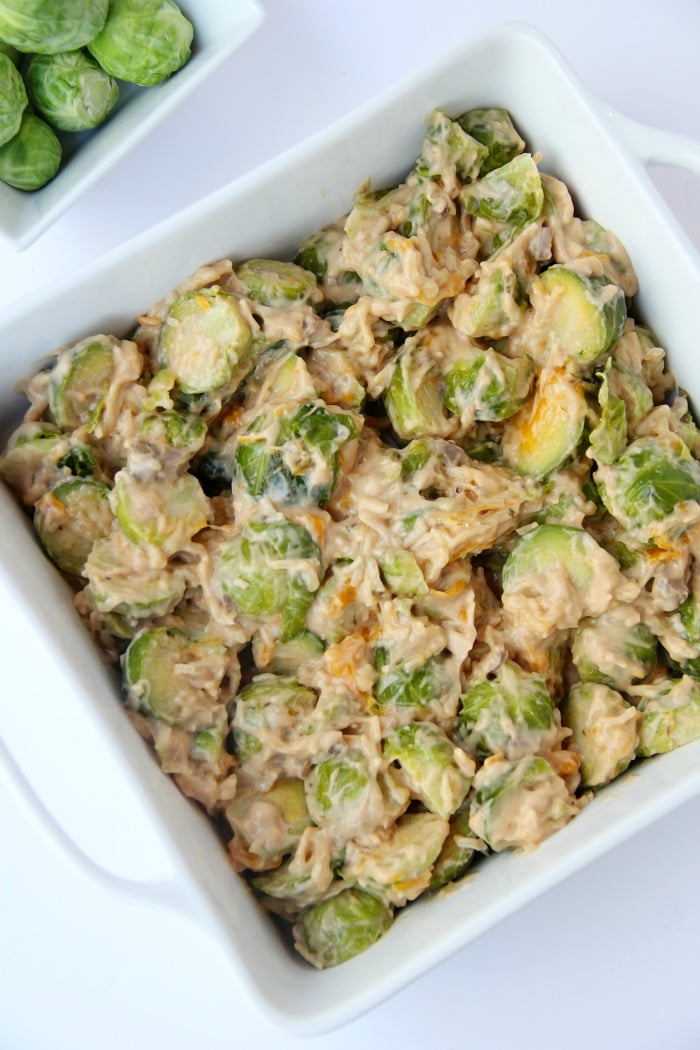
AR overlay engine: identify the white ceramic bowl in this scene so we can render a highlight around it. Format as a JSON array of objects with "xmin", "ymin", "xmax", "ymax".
[
  {"xmin": 1, "ymin": 21, "xmax": 700, "ymax": 1035},
  {"xmin": 0, "ymin": 0, "xmax": 264, "ymax": 250}
]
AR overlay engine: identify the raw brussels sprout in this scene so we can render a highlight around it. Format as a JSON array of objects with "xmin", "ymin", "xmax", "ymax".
[
  {"xmin": 231, "ymin": 676, "xmax": 317, "ymax": 762},
  {"xmin": 561, "ymin": 682, "xmax": 639, "ymax": 788},
  {"xmin": 443, "ymin": 346, "xmax": 533, "ymax": 424},
  {"xmin": 47, "ymin": 334, "xmax": 120, "ymax": 430},
  {"xmin": 158, "ymin": 287, "xmax": 253, "ymax": 396},
  {"xmin": 212, "ymin": 517, "xmax": 321, "ymax": 640},
  {"xmin": 469, "ymin": 755, "xmax": 577, "ymax": 851},
  {"xmin": 225, "ymin": 778, "xmax": 311, "ymax": 863},
  {"xmin": 294, "ymin": 888, "xmax": 393, "ymax": 969},
  {"xmin": 88, "ymin": 0, "xmax": 192, "ymax": 86},
  {"xmin": 414, "ymin": 108, "xmax": 487, "ymax": 187},
  {"xmin": 34, "ymin": 477, "xmax": 113, "ymax": 576},
  {"xmin": 636, "ymin": 676, "xmax": 700, "ymax": 757},
  {"xmin": 571, "ymin": 608, "xmax": 657, "ymax": 690},
  {"xmin": 530, "ymin": 265, "xmax": 627, "ymax": 366},
  {"xmin": 428, "ymin": 803, "xmax": 479, "ymax": 891},
  {"xmin": 0, "ymin": 50, "xmax": 26, "ymax": 146},
  {"xmin": 456, "ymin": 107, "xmax": 525, "ymax": 175},
  {"xmin": 233, "ymin": 400, "xmax": 358, "ymax": 507},
  {"xmin": 123, "ymin": 626, "xmax": 227, "ymax": 728},
  {"xmin": 0, "ymin": 39, "xmax": 19, "ymax": 62},
  {"xmin": 0, "ymin": 111, "xmax": 60, "ymax": 190},
  {"xmin": 112, "ymin": 469, "xmax": 208, "ymax": 553},
  {"xmin": 0, "ymin": 0, "xmax": 108, "ymax": 54},
  {"xmin": 457, "ymin": 661, "xmax": 556, "ymax": 760},
  {"xmin": 236, "ymin": 258, "xmax": 320, "ymax": 309},
  {"xmin": 26, "ymin": 50, "xmax": 119, "ymax": 132},
  {"xmin": 595, "ymin": 436, "xmax": 700, "ymax": 539},
  {"xmin": 383, "ymin": 722, "xmax": 472, "ymax": 818},
  {"xmin": 501, "ymin": 366, "xmax": 587, "ymax": 477}
]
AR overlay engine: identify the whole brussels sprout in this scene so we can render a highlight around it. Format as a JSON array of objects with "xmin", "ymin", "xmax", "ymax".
[
  {"xmin": 561, "ymin": 682, "xmax": 639, "ymax": 788},
  {"xmin": 26, "ymin": 50, "xmax": 119, "ymax": 132},
  {"xmin": 0, "ymin": 50, "xmax": 26, "ymax": 147},
  {"xmin": 0, "ymin": 0, "xmax": 108, "ymax": 55},
  {"xmin": 294, "ymin": 888, "xmax": 393, "ymax": 969},
  {"xmin": 0, "ymin": 111, "xmax": 61, "ymax": 191},
  {"xmin": 88, "ymin": 0, "xmax": 193, "ymax": 86},
  {"xmin": 457, "ymin": 660, "xmax": 557, "ymax": 760}
]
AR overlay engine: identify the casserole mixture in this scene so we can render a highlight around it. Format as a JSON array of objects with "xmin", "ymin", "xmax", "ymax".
[{"xmin": 3, "ymin": 106, "xmax": 700, "ymax": 968}]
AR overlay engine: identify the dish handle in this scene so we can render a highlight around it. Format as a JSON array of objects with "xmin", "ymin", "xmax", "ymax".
[
  {"xmin": 0, "ymin": 732, "xmax": 197, "ymax": 917},
  {"xmin": 605, "ymin": 109, "xmax": 700, "ymax": 179}
]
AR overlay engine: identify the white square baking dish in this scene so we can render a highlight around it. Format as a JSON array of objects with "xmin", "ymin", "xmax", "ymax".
[
  {"xmin": 0, "ymin": 0, "xmax": 264, "ymax": 251},
  {"xmin": 1, "ymin": 21, "xmax": 700, "ymax": 1035}
]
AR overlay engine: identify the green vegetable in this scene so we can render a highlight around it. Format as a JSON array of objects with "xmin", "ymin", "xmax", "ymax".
[
  {"xmin": 383, "ymin": 722, "xmax": 472, "ymax": 818},
  {"xmin": 637, "ymin": 676, "xmax": 700, "ymax": 757},
  {"xmin": 530, "ymin": 265, "xmax": 627, "ymax": 366},
  {"xmin": 47, "ymin": 334, "xmax": 119, "ymax": 430},
  {"xmin": 451, "ymin": 264, "xmax": 524, "ymax": 339},
  {"xmin": 306, "ymin": 748, "xmax": 375, "ymax": 827},
  {"xmin": 0, "ymin": 0, "xmax": 108, "ymax": 54},
  {"xmin": 212, "ymin": 517, "xmax": 321, "ymax": 640},
  {"xmin": 571, "ymin": 608, "xmax": 657, "ymax": 690},
  {"xmin": 457, "ymin": 661, "xmax": 555, "ymax": 759},
  {"xmin": 384, "ymin": 334, "xmax": 453, "ymax": 440},
  {"xmin": 456, "ymin": 107, "xmax": 525, "ymax": 175},
  {"xmin": 259, "ymin": 629, "xmax": 324, "ymax": 675},
  {"xmin": 374, "ymin": 650, "xmax": 452, "ymax": 714},
  {"xmin": 461, "ymin": 152, "xmax": 543, "ymax": 231},
  {"xmin": 34, "ymin": 476, "xmax": 113, "ymax": 576},
  {"xmin": 443, "ymin": 346, "xmax": 533, "ymax": 423},
  {"xmin": 236, "ymin": 258, "xmax": 320, "ymax": 309},
  {"xmin": 231, "ymin": 676, "xmax": 317, "ymax": 762},
  {"xmin": 88, "ymin": 0, "xmax": 193, "ymax": 86},
  {"xmin": 295, "ymin": 888, "xmax": 393, "ymax": 969},
  {"xmin": 84, "ymin": 532, "xmax": 187, "ymax": 623},
  {"xmin": 414, "ymin": 108, "xmax": 487, "ymax": 186},
  {"xmin": 0, "ymin": 49, "xmax": 26, "ymax": 146},
  {"xmin": 379, "ymin": 549, "xmax": 428, "ymax": 598},
  {"xmin": 112, "ymin": 469, "xmax": 208, "ymax": 552},
  {"xmin": 158, "ymin": 287, "xmax": 253, "ymax": 396},
  {"xmin": 26, "ymin": 50, "xmax": 119, "ymax": 132},
  {"xmin": 561, "ymin": 682, "xmax": 639, "ymax": 788},
  {"xmin": 501, "ymin": 367, "xmax": 587, "ymax": 477},
  {"xmin": 588, "ymin": 357, "xmax": 627, "ymax": 465},
  {"xmin": 0, "ymin": 111, "xmax": 60, "ymax": 190},
  {"xmin": 225, "ymin": 778, "xmax": 311, "ymax": 860},
  {"xmin": 428, "ymin": 803, "xmax": 478, "ymax": 891}
]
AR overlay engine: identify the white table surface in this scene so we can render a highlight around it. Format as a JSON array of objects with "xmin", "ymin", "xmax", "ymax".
[{"xmin": 1, "ymin": 2, "xmax": 700, "ymax": 1048}]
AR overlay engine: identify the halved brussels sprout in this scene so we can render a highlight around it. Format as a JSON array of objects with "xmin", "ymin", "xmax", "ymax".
[
  {"xmin": 88, "ymin": 0, "xmax": 192, "ymax": 86},
  {"xmin": 158, "ymin": 287, "xmax": 253, "ymax": 396},
  {"xmin": 450, "ymin": 264, "xmax": 524, "ymax": 339},
  {"xmin": 0, "ymin": 49, "xmax": 26, "ymax": 146},
  {"xmin": 428, "ymin": 803, "xmax": 479, "ymax": 891},
  {"xmin": 456, "ymin": 107, "xmax": 525, "ymax": 175},
  {"xmin": 225, "ymin": 777, "xmax": 311, "ymax": 864},
  {"xmin": 128, "ymin": 409, "xmax": 207, "ymax": 479},
  {"xmin": 383, "ymin": 722, "xmax": 472, "ymax": 818},
  {"xmin": 236, "ymin": 258, "xmax": 320, "ymax": 309},
  {"xmin": 501, "ymin": 366, "xmax": 587, "ymax": 477},
  {"xmin": 469, "ymin": 754, "xmax": 577, "ymax": 851},
  {"xmin": 374, "ymin": 649, "xmax": 452, "ymax": 715},
  {"xmin": 231, "ymin": 675, "xmax": 317, "ymax": 761},
  {"xmin": 443, "ymin": 346, "xmax": 533, "ymax": 424},
  {"xmin": 461, "ymin": 153, "xmax": 543, "ymax": 230},
  {"xmin": 212, "ymin": 517, "xmax": 321, "ymax": 641},
  {"xmin": 112, "ymin": 469, "xmax": 208, "ymax": 552},
  {"xmin": 123, "ymin": 626, "xmax": 227, "ymax": 728},
  {"xmin": 305, "ymin": 746, "xmax": 400, "ymax": 841},
  {"xmin": 0, "ymin": 421, "xmax": 64, "ymax": 500},
  {"xmin": 636, "ymin": 676, "xmax": 700, "ymax": 757},
  {"xmin": 571, "ymin": 607, "xmax": 657, "ymax": 690},
  {"xmin": 595, "ymin": 436, "xmax": 700, "ymax": 539},
  {"xmin": 530, "ymin": 265, "xmax": 627, "ymax": 366},
  {"xmin": 294, "ymin": 888, "xmax": 393, "ymax": 969},
  {"xmin": 0, "ymin": 111, "xmax": 61, "ymax": 190},
  {"xmin": 26, "ymin": 50, "xmax": 119, "ymax": 132},
  {"xmin": 588, "ymin": 357, "xmax": 627, "ymax": 466},
  {"xmin": 414, "ymin": 108, "xmax": 487, "ymax": 187},
  {"xmin": 295, "ymin": 220, "xmax": 347, "ymax": 280},
  {"xmin": 384, "ymin": 333, "xmax": 454, "ymax": 440},
  {"xmin": 379, "ymin": 549, "xmax": 428, "ymax": 599},
  {"xmin": 561, "ymin": 682, "xmax": 639, "ymax": 788},
  {"xmin": 457, "ymin": 661, "xmax": 556, "ymax": 760},
  {"xmin": 34, "ymin": 477, "xmax": 113, "ymax": 576},
  {"xmin": 47, "ymin": 334, "xmax": 121, "ymax": 430},
  {"xmin": 0, "ymin": 0, "xmax": 108, "ymax": 54},
  {"xmin": 84, "ymin": 531, "xmax": 187, "ymax": 623}
]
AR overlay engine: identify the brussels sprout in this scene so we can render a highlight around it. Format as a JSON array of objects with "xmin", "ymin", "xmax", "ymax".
[
  {"xmin": 47, "ymin": 334, "xmax": 122, "ymax": 430},
  {"xmin": 0, "ymin": 50, "xmax": 26, "ymax": 146},
  {"xmin": 0, "ymin": 421, "xmax": 64, "ymax": 498},
  {"xmin": 379, "ymin": 549, "xmax": 428, "ymax": 599},
  {"xmin": 383, "ymin": 722, "xmax": 472, "ymax": 818},
  {"xmin": 595, "ymin": 436, "xmax": 700, "ymax": 539},
  {"xmin": 236, "ymin": 258, "xmax": 320, "ymax": 309},
  {"xmin": 34, "ymin": 477, "xmax": 113, "ymax": 576},
  {"xmin": 231, "ymin": 676, "xmax": 317, "ymax": 761},
  {"xmin": 636, "ymin": 676, "xmax": 700, "ymax": 757},
  {"xmin": 25, "ymin": 50, "xmax": 118, "ymax": 133},
  {"xmin": 414, "ymin": 108, "xmax": 487, "ymax": 187},
  {"xmin": 0, "ymin": 39, "xmax": 18, "ymax": 62},
  {"xmin": 123, "ymin": 626, "xmax": 226, "ymax": 728},
  {"xmin": 0, "ymin": 111, "xmax": 61, "ymax": 190},
  {"xmin": 665, "ymin": 593, "xmax": 700, "ymax": 677},
  {"xmin": 305, "ymin": 747, "xmax": 373, "ymax": 824},
  {"xmin": 56, "ymin": 444, "xmax": 98, "ymax": 478},
  {"xmin": 461, "ymin": 153, "xmax": 543, "ymax": 248},
  {"xmin": 234, "ymin": 400, "xmax": 358, "ymax": 508},
  {"xmin": 457, "ymin": 661, "xmax": 556, "ymax": 759},
  {"xmin": 588, "ymin": 357, "xmax": 627, "ymax": 466},
  {"xmin": 212, "ymin": 518, "xmax": 321, "ymax": 641},
  {"xmin": 571, "ymin": 608, "xmax": 657, "ymax": 690},
  {"xmin": 469, "ymin": 755, "xmax": 577, "ymax": 851},
  {"xmin": 294, "ymin": 888, "xmax": 393, "ymax": 969},
  {"xmin": 257, "ymin": 629, "xmax": 324, "ymax": 675},
  {"xmin": 129, "ymin": 409, "xmax": 207, "ymax": 480},
  {"xmin": 225, "ymin": 778, "xmax": 311, "ymax": 862},
  {"xmin": 608, "ymin": 354, "xmax": 653, "ymax": 431},
  {"xmin": 384, "ymin": 334, "xmax": 454, "ymax": 441},
  {"xmin": 250, "ymin": 837, "xmax": 335, "ymax": 911},
  {"xmin": 342, "ymin": 811, "xmax": 449, "ymax": 906},
  {"xmin": 443, "ymin": 346, "xmax": 533, "ymax": 424},
  {"xmin": 0, "ymin": 0, "xmax": 108, "ymax": 54},
  {"xmin": 561, "ymin": 682, "xmax": 639, "ymax": 788},
  {"xmin": 374, "ymin": 648, "xmax": 452, "ymax": 714},
  {"xmin": 112, "ymin": 469, "xmax": 208, "ymax": 553},
  {"xmin": 88, "ymin": 0, "xmax": 192, "ymax": 86},
  {"xmin": 428, "ymin": 803, "xmax": 479, "ymax": 891},
  {"xmin": 530, "ymin": 265, "xmax": 627, "ymax": 366},
  {"xmin": 501, "ymin": 366, "xmax": 587, "ymax": 477},
  {"xmin": 456, "ymin": 107, "xmax": 525, "ymax": 176},
  {"xmin": 158, "ymin": 287, "xmax": 253, "ymax": 396},
  {"xmin": 84, "ymin": 531, "xmax": 187, "ymax": 623},
  {"xmin": 295, "ymin": 220, "xmax": 347, "ymax": 281},
  {"xmin": 304, "ymin": 558, "xmax": 375, "ymax": 644},
  {"xmin": 451, "ymin": 264, "xmax": 524, "ymax": 339}
]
